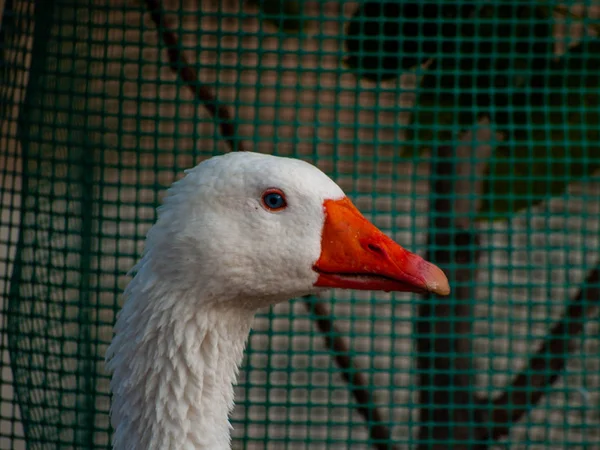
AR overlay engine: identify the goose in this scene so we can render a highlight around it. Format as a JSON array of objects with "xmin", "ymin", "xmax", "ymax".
[{"xmin": 105, "ymin": 151, "xmax": 450, "ymax": 450}]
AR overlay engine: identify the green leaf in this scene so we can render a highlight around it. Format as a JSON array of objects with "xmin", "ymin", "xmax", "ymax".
[
  {"xmin": 252, "ymin": 0, "xmax": 305, "ymax": 34},
  {"xmin": 479, "ymin": 39, "xmax": 600, "ymax": 220},
  {"xmin": 399, "ymin": 92, "xmax": 456, "ymax": 158},
  {"xmin": 407, "ymin": 36, "xmax": 600, "ymax": 220},
  {"xmin": 480, "ymin": 149, "xmax": 600, "ymax": 221},
  {"xmin": 419, "ymin": 3, "xmax": 554, "ymax": 130},
  {"xmin": 344, "ymin": 1, "xmax": 477, "ymax": 82},
  {"xmin": 403, "ymin": 2, "xmax": 551, "ymax": 154},
  {"xmin": 383, "ymin": 3, "xmax": 599, "ymax": 220}
]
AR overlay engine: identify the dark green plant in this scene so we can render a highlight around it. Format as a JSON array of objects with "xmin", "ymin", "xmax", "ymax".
[
  {"xmin": 344, "ymin": 1, "xmax": 600, "ymax": 220},
  {"xmin": 250, "ymin": 0, "xmax": 306, "ymax": 34}
]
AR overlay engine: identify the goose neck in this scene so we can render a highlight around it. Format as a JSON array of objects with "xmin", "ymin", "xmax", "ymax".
[{"xmin": 107, "ymin": 287, "xmax": 254, "ymax": 450}]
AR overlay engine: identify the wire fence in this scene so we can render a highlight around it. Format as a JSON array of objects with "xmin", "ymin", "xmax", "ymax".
[{"xmin": 1, "ymin": 1, "xmax": 599, "ymax": 449}]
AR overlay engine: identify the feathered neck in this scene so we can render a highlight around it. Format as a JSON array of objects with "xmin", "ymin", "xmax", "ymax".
[{"xmin": 106, "ymin": 255, "xmax": 255, "ymax": 450}]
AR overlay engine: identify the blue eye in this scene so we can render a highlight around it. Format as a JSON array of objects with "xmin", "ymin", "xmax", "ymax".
[{"xmin": 262, "ymin": 189, "xmax": 287, "ymax": 211}]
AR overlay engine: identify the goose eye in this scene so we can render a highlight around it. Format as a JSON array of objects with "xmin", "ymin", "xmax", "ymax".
[{"xmin": 261, "ymin": 189, "xmax": 287, "ymax": 211}]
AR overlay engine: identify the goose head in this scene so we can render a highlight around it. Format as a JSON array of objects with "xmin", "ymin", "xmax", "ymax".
[
  {"xmin": 142, "ymin": 151, "xmax": 449, "ymax": 308},
  {"xmin": 108, "ymin": 151, "xmax": 451, "ymax": 450}
]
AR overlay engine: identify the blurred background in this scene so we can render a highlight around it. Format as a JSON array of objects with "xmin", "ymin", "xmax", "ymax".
[{"xmin": 0, "ymin": 1, "xmax": 599, "ymax": 449}]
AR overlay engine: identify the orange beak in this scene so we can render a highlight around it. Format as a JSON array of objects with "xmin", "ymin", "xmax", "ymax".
[{"xmin": 313, "ymin": 198, "xmax": 450, "ymax": 296}]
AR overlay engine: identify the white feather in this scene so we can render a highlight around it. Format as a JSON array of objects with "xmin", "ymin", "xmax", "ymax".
[{"xmin": 105, "ymin": 152, "xmax": 345, "ymax": 449}]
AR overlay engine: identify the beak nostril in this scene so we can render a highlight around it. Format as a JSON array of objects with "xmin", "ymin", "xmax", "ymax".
[{"xmin": 367, "ymin": 243, "xmax": 386, "ymax": 258}]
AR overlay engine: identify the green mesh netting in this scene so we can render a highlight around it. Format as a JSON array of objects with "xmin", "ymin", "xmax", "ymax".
[{"xmin": 1, "ymin": 1, "xmax": 599, "ymax": 449}]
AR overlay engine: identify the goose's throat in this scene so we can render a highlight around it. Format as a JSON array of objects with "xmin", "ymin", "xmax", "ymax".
[{"xmin": 107, "ymin": 291, "xmax": 254, "ymax": 450}]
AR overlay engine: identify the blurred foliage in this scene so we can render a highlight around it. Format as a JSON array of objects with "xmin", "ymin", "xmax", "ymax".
[
  {"xmin": 343, "ymin": 1, "xmax": 600, "ymax": 219},
  {"xmin": 344, "ymin": 1, "xmax": 476, "ymax": 81},
  {"xmin": 249, "ymin": 0, "xmax": 305, "ymax": 34},
  {"xmin": 415, "ymin": 2, "xmax": 553, "ymax": 132},
  {"xmin": 480, "ymin": 40, "xmax": 600, "ymax": 219}
]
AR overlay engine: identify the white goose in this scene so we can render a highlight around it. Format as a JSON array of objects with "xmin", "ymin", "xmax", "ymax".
[{"xmin": 105, "ymin": 151, "xmax": 450, "ymax": 450}]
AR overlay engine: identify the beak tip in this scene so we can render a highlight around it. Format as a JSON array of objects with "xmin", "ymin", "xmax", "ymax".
[
  {"xmin": 422, "ymin": 263, "xmax": 451, "ymax": 296},
  {"xmin": 428, "ymin": 281, "xmax": 451, "ymax": 296}
]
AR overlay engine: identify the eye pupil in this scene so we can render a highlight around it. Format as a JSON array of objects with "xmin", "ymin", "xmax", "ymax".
[
  {"xmin": 262, "ymin": 190, "xmax": 287, "ymax": 211},
  {"xmin": 268, "ymin": 194, "xmax": 281, "ymax": 207}
]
